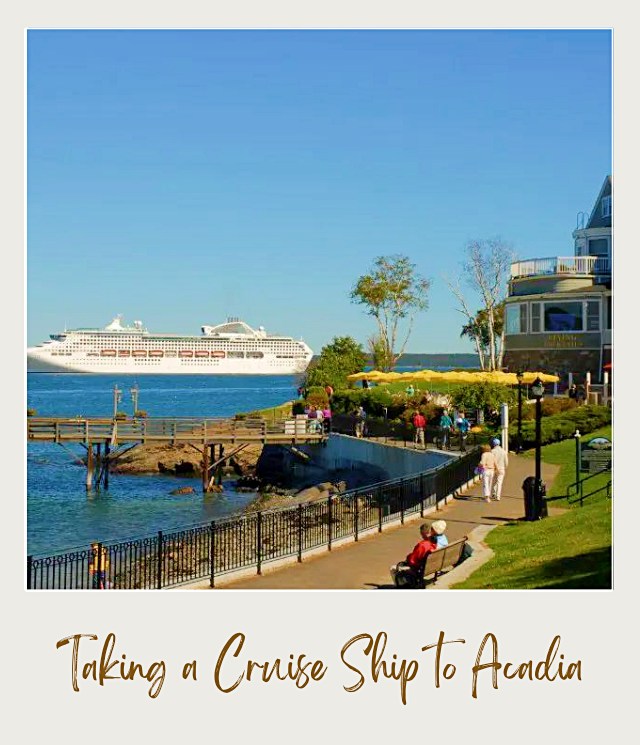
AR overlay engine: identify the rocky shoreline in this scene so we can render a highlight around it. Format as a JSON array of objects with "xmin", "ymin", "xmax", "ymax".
[{"xmin": 107, "ymin": 442, "xmax": 383, "ymax": 513}]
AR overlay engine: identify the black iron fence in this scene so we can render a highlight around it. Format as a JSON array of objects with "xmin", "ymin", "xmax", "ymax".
[{"xmin": 27, "ymin": 448, "xmax": 481, "ymax": 590}]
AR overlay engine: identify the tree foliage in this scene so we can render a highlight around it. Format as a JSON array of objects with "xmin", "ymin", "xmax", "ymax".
[
  {"xmin": 451, "ymin": 383, "xmax": 516, "ymax": 419},
  {"xmin": 351, "ymin": 255, "xmax": 430, "ymax": 371},
  {"xmin": 460, "ymin": 302, "xmax": 505, "ymax": 365},
  {"xmin": 304, "ymin": 336, "xmax": 367, "ymax": 390}
]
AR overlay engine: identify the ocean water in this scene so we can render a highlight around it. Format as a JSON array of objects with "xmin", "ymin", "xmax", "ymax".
[{"xmin": 27, "ymin": 374, "xmax": 298, "ymax": 556}]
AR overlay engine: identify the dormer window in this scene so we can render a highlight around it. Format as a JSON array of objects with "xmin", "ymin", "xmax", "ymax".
[{"xmin": 602, "ymin": 195, "xmax": 611, "ymax": 218}]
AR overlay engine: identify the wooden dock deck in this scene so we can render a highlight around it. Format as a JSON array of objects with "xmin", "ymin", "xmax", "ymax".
[{"xmin": 27, "ymin": 416, "xmax": 327, "ymax": 446}]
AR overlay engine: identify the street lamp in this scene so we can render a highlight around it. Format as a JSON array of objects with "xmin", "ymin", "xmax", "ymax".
[
  {"xmin": 516, "ymin": 370, "xmax": 524, "ymax": 453},
  {"xmin": 531, "ymin": 377, "xmax": 545, "ymax": 518},
  {"xmin": 113, "ymin": 384, "xmax": 122, "ymax": 418},
  {"xmin": 131, "ymin": 384, "xmax": 139, "ymax": 416}
]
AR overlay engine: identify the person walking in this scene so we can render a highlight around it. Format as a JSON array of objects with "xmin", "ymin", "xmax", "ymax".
[
  {"xmin": 439, "ymin": 409, "xmax": 453, "ymax": 450},
  {"xmin": 491, "ymin": 437, "xmax": 509, "ymax": 501},
  {"xmin": 478, "ymin": 444, "xmax": 496, "ymax": 503},
  {"xmin": 412, "ymin": 410, "xmax": 426, "ymax": 449},
  {"xmin": 455, "ymin": 411, "xmax": 470, "ymax": 451}
]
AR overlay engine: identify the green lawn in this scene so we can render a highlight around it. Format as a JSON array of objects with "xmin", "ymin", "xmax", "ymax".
[{"xmin": 454, "ymin": 426, "xmax": 612, "ymax": 589}]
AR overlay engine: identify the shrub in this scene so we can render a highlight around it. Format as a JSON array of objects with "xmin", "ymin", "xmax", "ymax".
[
  {"xmin": 134, "ymin": 410, "xmax": 147, "ymax": 418},
  {"xmin": 510, "ymin": 405, "xmax": 611, "ymax": 448},
  {"xmin": 291, "ymin": 401, "xmax": 306, "ymax": 415},
  {"xmin": 114, "ymin": 411, "xmax": 127, "ymax": 420},
  {"xmin": 306, "ymin": 386, "xmax": 329, "ymax": 408},
  {"xmin": 27, "ymin": 408, "xmax": 37, "ymax": 417}
]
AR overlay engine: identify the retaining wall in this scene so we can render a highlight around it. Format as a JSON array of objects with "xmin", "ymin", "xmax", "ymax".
[{"xmin": 302, "ymin": 433, "xmax": 455, "ymax": 482}]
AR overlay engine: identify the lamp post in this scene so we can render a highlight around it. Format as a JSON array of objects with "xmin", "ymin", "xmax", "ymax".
[
  {"xmin": 112, "ymin": 384, "xmax": 122, "ymax": 418},
  {"xmin": 131, "ymin": 384, "xmax": 139, "ymax": 416},
  {"xmin": 574, "ymin": 429, "xmax": 581, "ymax": 486},
  {"xmin": 531, "ymin": 377, "xmax": 545, "ymax": 518},
  {"xmin": 516, "ymin": 370, "xmax": 524, "ymax": 453}
]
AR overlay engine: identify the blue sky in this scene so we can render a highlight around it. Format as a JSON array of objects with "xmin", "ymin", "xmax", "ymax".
[{"xmin": 27, "ymin": 30, "xmax": 611, "ymax": 353}]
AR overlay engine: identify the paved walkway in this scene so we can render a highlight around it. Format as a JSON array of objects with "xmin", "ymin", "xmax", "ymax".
[{"xmin": 214, "ymin": 453, "xmax": 560, "ymax": 590}]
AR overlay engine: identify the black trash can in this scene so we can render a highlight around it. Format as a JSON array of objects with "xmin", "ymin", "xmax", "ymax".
[{"xmin": 522, "ymin": 476, "xmax": 546, "ymax": 520}]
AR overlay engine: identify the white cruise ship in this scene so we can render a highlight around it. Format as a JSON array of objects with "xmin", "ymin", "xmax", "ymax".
[{"xmin": 27, "ymin": 316, "xmax": 313, "ymax": 375}]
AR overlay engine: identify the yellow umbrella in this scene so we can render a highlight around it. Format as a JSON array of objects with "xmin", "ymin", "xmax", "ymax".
[{"xmin": 519, "ymin": 371, "xmax": 560, "ymax": 384}]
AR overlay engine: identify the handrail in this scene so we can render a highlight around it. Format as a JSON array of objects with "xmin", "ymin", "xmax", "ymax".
[{"xmin": 511, "ymin": 256, "xmax": 611, "ymax": 279}]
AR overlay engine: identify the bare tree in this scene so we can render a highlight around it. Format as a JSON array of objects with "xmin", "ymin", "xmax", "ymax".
[{"xmin": 446, "ymin": 239, "xmax": 514, "ymax": 371}]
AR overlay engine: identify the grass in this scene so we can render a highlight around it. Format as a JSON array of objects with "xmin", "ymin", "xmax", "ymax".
[
  {"xmin": 453, "ymin": 426, "xmax": 612, "ymax": 589},
  {"xmin": 244, "ymin": 401, "xmax": 294, "ymax": 420}
]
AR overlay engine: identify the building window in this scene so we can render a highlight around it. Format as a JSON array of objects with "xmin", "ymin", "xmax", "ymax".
[
  {"xmin": 606, "ymin": 296, "xmax": 612, "ymax": 330},
  {"xmin": 586, "ymin": 301, "xmax": 600, "ymax": 331},
  {"xmin": 602, "ymin": 195, "xmax": 611, "ymax": 218},
  {"xmin": 588, "ymin": 238, "xmax": 608, "ymax": 257},
  {"xmin": 505, "ymin": 304, "xmax": 524, "ymax": 334},
  {"xmin": 544, "ymin": 302, "xmax": 583, "ymax": 332},
  {"xmin": 531, "ymin": 302, "xmax": 541, "ymax": 332},
  {"xmin": 519, "ymin": 304, "xmax": 528, "ymax": 334}
]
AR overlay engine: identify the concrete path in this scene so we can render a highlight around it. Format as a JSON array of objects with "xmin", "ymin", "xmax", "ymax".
[{"xmin": 214, "ymin": 454, "xmax": 560, "ymax": 590}]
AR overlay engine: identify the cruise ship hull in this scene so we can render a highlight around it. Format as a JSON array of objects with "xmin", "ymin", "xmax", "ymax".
[
  {"xmin": 27, "ymin": 351, "xmax": 310, "ymax": 375},
  {"xmin": 28, "ymin": 317, "xmax": 313, "ymax": 375}
]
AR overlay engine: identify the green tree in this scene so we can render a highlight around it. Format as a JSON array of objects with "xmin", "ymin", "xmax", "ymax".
[
  {"xmin": 304, "ymin": 336, "xmax": 367, "ymax": 390},
  {"xmin": 451, "ymin": 383, "xmax": 516, "ymax": 421},
  {"xmin": 351, "ymin": 255, "xmax": 430, "ymax": 371}
]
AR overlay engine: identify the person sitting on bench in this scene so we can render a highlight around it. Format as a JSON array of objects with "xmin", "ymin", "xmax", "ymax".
[{"xmin": 390, "ymin": 523, "xmax": 439, "ymax": 587}]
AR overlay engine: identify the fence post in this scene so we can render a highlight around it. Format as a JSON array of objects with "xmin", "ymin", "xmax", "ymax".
[
  {"xmin": 256, "ymin": 512, "xmax": 262, "ymax": 575},
  {"xmin": 209, "ymin": 520, "xmax": 216, "ymax": 588},
  {"xmin": 327, "ymin": 496, "xmax": 333, "ymax": 551},
  {"xmin": 297, "ymin": 503, "xmax": 303, "ymax": 562},
  {"xmin": 400, "ymin": 479, "xmax": 405, "ymax": 525},
  {"xmin": 420, "ymin": 474, "xmax": 425, "ymax": 517},
  {"xmin": 354, "ymin": 494, "xmax": 359, "ymax": 542},
  {"xmin": 157, "ymin": 532, "xmax": 163, "ymax": 589},
  {"xmin": 378, "ymin": 488, "xmax": 383, "ymax": 533},
  {"xmin": 27, "ymin": 555, "xmax": 32, "ymax": 590}
]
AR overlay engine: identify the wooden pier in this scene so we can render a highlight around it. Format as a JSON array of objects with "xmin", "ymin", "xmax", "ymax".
[{"xmin": 28, "ymin": 416, "xmax": 327, "ymax": 493}]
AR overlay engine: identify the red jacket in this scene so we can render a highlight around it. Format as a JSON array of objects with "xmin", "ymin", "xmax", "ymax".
[
  {"xmin": 413, "ymin": 413, "xmax": 426, "ymax": 429},
  {"xmin": 406, "ymin": 539, "xmax": 436, "ymax": 569}
]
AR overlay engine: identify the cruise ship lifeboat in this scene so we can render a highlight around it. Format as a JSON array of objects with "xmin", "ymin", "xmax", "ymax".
[
  {"xmin": 211, "ymin": 351, "xmax": 226, "ymax": 358},
  {"xmin": 179, "ymin": 350, "xmax": 194, "ymax": 358},
  {"xmin": 149, "ymin": 350, "xmax": 164, "ymax": 357},
  {"xmin": 132, "ymin": 350, "xmax": 147, "ymax": 357},
  {"xmin": 101, "ymin": 350, "xmax": 117, "ymax": 357},
  {"xmin": 195, "ymin": 351, "xmax": 209, "ymax": 358}
]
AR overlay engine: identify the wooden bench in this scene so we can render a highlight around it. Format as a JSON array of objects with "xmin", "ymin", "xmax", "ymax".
[{"xmin": 415, "ymin": 537, "xmax": 469, "ymax": 588}]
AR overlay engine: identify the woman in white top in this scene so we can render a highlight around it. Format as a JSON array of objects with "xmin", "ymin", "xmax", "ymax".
[{"xmin": 479, "ymin": 444, "xmax": 496, "ymax": 503}]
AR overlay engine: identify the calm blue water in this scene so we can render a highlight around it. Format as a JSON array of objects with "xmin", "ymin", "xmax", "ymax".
[{"xmin": 27, "ymin": 374, "xmax": 298, "ymax": 556}]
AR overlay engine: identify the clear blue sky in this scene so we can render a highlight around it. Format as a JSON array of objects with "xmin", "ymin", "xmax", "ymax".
[{"xmin": 27, "ymin": 30, "xmax": 611, "ymax": 353}]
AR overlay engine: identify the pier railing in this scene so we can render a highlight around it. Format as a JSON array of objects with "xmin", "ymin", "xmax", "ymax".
[
  {"xmin": 27, "ymin": 415, "xmax": 326, "ymax": 445},
  {"xmin": 26, "ymin": 447, "xmax": 480, "ymax": 590}
]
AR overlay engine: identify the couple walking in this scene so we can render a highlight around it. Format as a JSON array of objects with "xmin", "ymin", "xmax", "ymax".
[{"xmin": 478, "ymin": 438, "xmax": 509, "ymax": 503}]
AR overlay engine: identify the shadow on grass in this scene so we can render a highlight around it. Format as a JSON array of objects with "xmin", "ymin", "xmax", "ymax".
[{"xmin": 491, "ymin": 546, "xmax": 612, "ymax": 589}]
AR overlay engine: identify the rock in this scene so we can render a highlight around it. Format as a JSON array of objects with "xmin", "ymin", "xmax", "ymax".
[{"xmin": 170, "ymin": 486, "xmax": 195, "ymax": 495}]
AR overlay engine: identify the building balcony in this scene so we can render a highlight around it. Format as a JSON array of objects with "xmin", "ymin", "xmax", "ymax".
[{"xmin": 510, "ymin": 256, "xmax": 611, "ymax": 280}]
